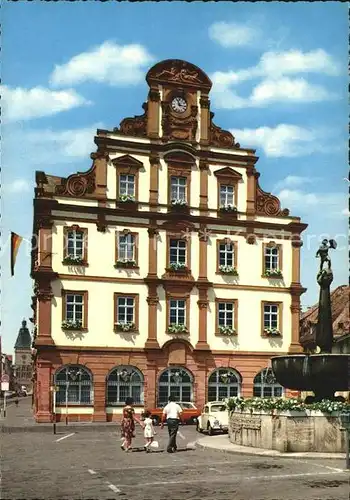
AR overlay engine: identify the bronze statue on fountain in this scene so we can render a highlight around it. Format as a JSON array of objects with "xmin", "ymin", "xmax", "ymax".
[{"xmin": 271, "ymin": 239, "xmax": 349, "ymax": 402}]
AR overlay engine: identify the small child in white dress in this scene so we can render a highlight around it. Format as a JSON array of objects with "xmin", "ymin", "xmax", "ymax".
[{"xmin": 142, "ymin": 410, "xmax": 156, "ymax": 452}]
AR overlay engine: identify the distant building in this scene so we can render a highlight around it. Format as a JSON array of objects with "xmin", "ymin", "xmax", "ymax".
[
  {"xmin": 1, "ymin": 352, "xmax": 15, "ymax": 392},
  {"xmin": 14, "ymin": 320, "xmax": 33, "ymax": 393},
  {"xmin": 299, "ymin": 285, "xmax": 349, "ymax": 352}
]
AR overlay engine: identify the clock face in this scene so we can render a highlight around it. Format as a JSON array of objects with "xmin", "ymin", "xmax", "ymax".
[{"xmin": 171, "ymin": 96, "xmax": 187, "ymax": 113}]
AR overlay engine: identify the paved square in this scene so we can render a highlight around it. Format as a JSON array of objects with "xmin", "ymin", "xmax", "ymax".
[{"xmin": 2, "ymin": 426, "xmax": 349, "ymax": 499}]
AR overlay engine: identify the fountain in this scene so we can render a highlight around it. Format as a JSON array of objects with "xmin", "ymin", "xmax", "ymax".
[{"xmin": 271, "ymin": 239, "xmax": 349, "ymax": 402}]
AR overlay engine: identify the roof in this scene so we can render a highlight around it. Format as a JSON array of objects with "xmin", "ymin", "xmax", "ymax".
[
  {"xmin": 14, "ymin": 320, "xmax": 32, "ymax": 350},
  {"xmin": 300, "ymin": 285, "xmax": 349, "ymax": 337}
]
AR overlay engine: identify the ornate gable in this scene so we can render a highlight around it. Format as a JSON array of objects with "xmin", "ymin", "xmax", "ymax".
[
  {"xmin": 112, "ymin": 155, "xmax": 144, "ymax": 170},
  {"xmin": 255, "ymin": 177, "xmax": 290, "ymax": 217},
  {"xmin": 146, "ymin": 59, "xmax": 212, "ymax": 91},
  {"xmin": 214, "ymin": 167, "xmax": 243, "ymax": 181}
]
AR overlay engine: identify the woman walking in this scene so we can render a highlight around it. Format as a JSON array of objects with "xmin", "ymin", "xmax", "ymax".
[{"xmin": 120, "ymin": 397, "xmax": 142, "ymax": 451}]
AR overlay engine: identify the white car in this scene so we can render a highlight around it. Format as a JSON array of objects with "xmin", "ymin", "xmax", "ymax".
[{"xmin": 196, "ymin": 401, "xmax": 228, "ymax": 435}]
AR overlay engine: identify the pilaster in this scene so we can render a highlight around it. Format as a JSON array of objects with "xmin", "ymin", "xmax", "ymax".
[
  {"xmin": 149, "ymin": 153, "xmax": 160, "ymax": 210},
  {"xmin": 246, "ymin": 167, "xmax": 257, "ymax": 218},
  {"xmin": 199, "ymin": 160, "xmax": 209, "ymax": 213},
  {"xmin": 35, "ymin": 359, "xmax": 52, "ymax": 423},
  {"xmin": 199, "ymin": 94, "xmax": 210, "ymax": 145},
  {"xmin": 147, "ymin": 87, "xmax": 160, "ymax": 139}
]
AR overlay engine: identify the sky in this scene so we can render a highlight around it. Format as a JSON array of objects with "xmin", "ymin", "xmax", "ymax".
[{"xmin": 1, "ymin": 2, "xmax": 348, "ymax": 355}]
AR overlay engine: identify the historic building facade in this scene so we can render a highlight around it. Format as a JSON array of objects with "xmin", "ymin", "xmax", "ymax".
[
  {"xmin": 31, "ymin": 60, "xmax": 307, "ymax": 422},
  {"xmin": 14, "ymin": 320, "xmax": 33, "ymax": 393}
]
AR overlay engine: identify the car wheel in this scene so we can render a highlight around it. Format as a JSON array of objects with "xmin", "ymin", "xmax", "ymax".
[
  {"xmin": 190, "ymin": 417, "xmax": 197, "ymax": 425},
  {"xmin": 207, "ymin": 423, "xmax": 214, "ymax": 436},
  {"xmin": 152, "ymin": 416, "xmax": 160, "ymax": 426},
  {"xmin": 196, "ymin": 421, "xmax": 203, "ymax": 433}
]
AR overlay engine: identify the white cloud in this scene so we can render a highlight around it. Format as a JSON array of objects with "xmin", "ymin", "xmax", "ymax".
[
  {"xmin": 274, "ymin": 175, "xmax": 313, "ymax": 191},
  {"xmin": 341, "ymin": 208, "xmax": 350, "ymax": 216},
  {"xmin": 278, "ymin": 189, "xmax": 319, "ymax": 206},
  {"xmin": 229, "ymin": 124, "xmax": 332, "ymax": 157},
  {"xmin": 50, "ymin": 41, "xmax": 154, "ymax": 87},
  {"xmin": 1, "ymin": 85, "xmax": 91, "ymax": 123},
  {"xmin": 277, "ymin": 189, "xmax": 347, "ymax": 219},
  {"xmin": 3, "ymin": 179, "xmax": 32, "ymax": 194},
  {"xmin": 208, "ymin": 21, "xmax": 259, "ymax": 48},
  {"xmin": 210, "ymin": 49, "xmax": 340, "ymax": 109}
]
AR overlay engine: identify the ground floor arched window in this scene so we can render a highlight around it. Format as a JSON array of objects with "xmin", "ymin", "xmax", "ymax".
[
  {"xmin": 253, "ymin": 368, "xmax": 284, "ymax": 397},
  {"xmin": 106, "ymin": 366, "xmax": 144, "ymax": 405},
  {"xmin": 158, "ymin": 367, "xmax": 193, "ymax": 406},
  {"xmin": 55, "ymin": 365, "xmax": 93, "ymax": 405},
  {"xmin": 208, "ymin": 368, "xmax": 242, "ymax": 401}
]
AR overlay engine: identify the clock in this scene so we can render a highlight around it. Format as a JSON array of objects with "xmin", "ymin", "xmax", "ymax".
[{"xmin": 171, "ymin": 96, "xmax": 187, "ymax": 113}]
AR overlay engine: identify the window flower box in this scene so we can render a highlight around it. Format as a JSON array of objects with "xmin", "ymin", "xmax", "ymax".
[
  {"xmin": 61, "ymin": 320, "xmax": 83, "ymax": 330},
  {"xmin": 114, "ymin": 322, "xmax": 136, "ymax": 332},
  {"xmin": 219, "ymin": 265, "xmax": 238, "ymax": 276},
  {"xmin": 219, "ymin": 204, "xmax": 237, "ymax": 213},
  {"xmin": 218, "ymin": 325, "xmax": 236, "ymax": 336},
  {"xmin": 171, "ymin": 199, "xmax": 188, "ymax": 207},
  {"xmin": 118, "ymin": 194, "xmax": 135, "ymax": 203},
  {"xmin": 168, "ymin": 324, "xmax": 188, "ymax": 334},
  {"xmin": 169, "ymin": 262, "xmax": 188, "ymax": 271},
  {"xmin": 62, "ymin": 255, "xmax": 85, "ymax": 266},
  {"xmin": 264, "ymin": 269, "xmax": 283, "ymax": 279},
  {"xmin": 264, "ymin": 328, "xmax": 281, "ymax": 337},
  {"xmin": 114, "ymin": 259, "xmax": 137, "ymax": 269}
]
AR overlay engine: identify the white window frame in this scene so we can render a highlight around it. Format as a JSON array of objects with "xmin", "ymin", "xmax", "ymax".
[
  {"xmin": 253, "ymin": 368, "xmax": 284, "ymax": 398},
  {"xmin": 54, "ymin": 365, "xmax": 93, "ymax": 405},
  {"xmin": 106, "ymin": 366, "xmax": 144, "ymax": 406},
  {"xmin": 170, "ymin": 176, "xmax": 187, "ymax": 202},
  {"xmin": 169, "ymin": 299, "xmax": 186, "ymax": 325},
  {"xmin": 117, "ymin": 297, "xmax": 135, "ymax": 324},
  {"xmin": 169, "ymin": 239, "xmax": 186, "ymax": 265},
  {"xmin": 67, "ymin": 230, "xmax": 84, "ymax": 258},
  {"xmin": 219, "ymin": 184, "xmax": 234, "ymax": 206},
  {"xmin": 264, "ymin": 246, "xmax": 279, "ymax": 271},
  {"xmin": 219, "ymin": 243, "xmax": 233, "ymax": 267},
  {"xmin": 208, "ymin": 368, "xmax": 241, "ymax": 401},
  {"xmin": 119, "ymin": 174, "xmax": 135, "ymax": 196},
  {"xmin": 118, "ymin": 234, "xmax": 135, "ymax": 261},
  {"xmin": 158, "ymin": 367, "xmax": 193, "ymax": 406},
  {"xmin": 263, "ymin": 304, "xmax": 279, "ymax": 329},
  {"xmin": 65, "ymin": 294, "xmax": 84, "ymax": 323},
  {"xmin": 218, "ymin": 302, "xmax": 234, "ymax": 327}
]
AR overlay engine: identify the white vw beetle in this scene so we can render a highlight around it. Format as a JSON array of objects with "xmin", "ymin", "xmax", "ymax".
[{"xmin": 196, "ymin": 401, "xmax": 228, "ymax": 435}]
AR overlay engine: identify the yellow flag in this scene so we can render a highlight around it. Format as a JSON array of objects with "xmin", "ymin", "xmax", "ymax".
[{"xmin": 10, "ymin": 232, "xmax": 23, "ymax": 276}]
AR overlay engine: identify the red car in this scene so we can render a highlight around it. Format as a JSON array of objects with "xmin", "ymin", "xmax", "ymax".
[{"xmin": 149, "ymin": 402, "xmax": 201, "ymax": 425}]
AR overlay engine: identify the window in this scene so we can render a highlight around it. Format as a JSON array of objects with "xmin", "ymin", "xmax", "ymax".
[
  {"xmin": 114, "ymin": 294, "xmax": 139, "ymax": 331},
  {"xmin": 253, "ymin": 368, "xmax": 284, "ymax": 398},
  {"xmin": 54, "ymin": 365, "xmax": 93, "ymax": 405},
  {"xmin": 170, "ymin": 176, "xmax": 187, "ymax": 202},
  {"xmin": 106, "ymin": 366, "xmax": 144, "ymax": 406},
  {"xmin": 262, "ymin": 242, "xmax": 283, "ymax": 276},
  {"xmin": 215, "ymin": 299, "xmax": 238, "ymax": 335},
  {"xmin": 158, "ymin": 367, "xmax": 193, "ymax": 406},
  {"xmin": 219, "ymin": 185, "xmax": 234, "ymax": 207},
  {"xmin": 216, "ymin": 240, "xmax": 238, "ymax": 274},
  {"xmin": 63, "ymin": 226, "xmax": 88, "ymax": 264},
  {"xmin": 261, "ymin": 302, "xmax": 282, "ymax": 336},
  {"xmin": 115, "ymin": 232, "xmax": 138, "ymax": 265},
  {"xmin": 62, "ymin": 291, "xmax": 88, "ymax": 329},
  {"xmin": 169, "ymin": 299, "xmax": 186, "ymax": 325},
  {"xmin": 119, "ymin": 174, "xmax": 135, "ymax": 197},
  {"xmin": 208, "ymin": 368, "xmax": 241, "ymax": 402},
  {"xmin": 169, "ymin": 239, "xmax": 186, "ymax": 265}
]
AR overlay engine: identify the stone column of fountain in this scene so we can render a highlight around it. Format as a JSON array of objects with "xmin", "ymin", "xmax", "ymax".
[{"xmin": 271, "ymin": 239, "xmax": 349, "ymax": 402}]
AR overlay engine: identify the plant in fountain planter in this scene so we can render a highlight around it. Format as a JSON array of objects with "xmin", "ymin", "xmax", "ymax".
[
  {"xmin": 218, "ymin": 325, "xmax": 236, "ymax": 336},
  {"xmin": 114, "ymin": 259, "xmax": 137, "ymax": 268},
  {"xmin": 264, "ymin": 269, "xmax": 283, "ymax": 278},
  {"xmin": 226, "ymin": 396, "xmax": 350, "ymax": 414},
  {"xmin": 118, "ymin": 194, "xmax": 135, "ymax": 203},
  {"xmin": 171, "ymin": 199, "xmax": 187, "ymax": 207},
  {"xmin": 219, "ymin": 265, "xmax": 238, "ymax": 276},
  {"xmin": 264, "ymin": 328, "xmax": 281, "ymax": 337},
  {"xmin": 61, "ymin": 320, "xmax": 83, "ymax": 330},
  {"xmin": 62, "ymin": 255, "xmax": 85, "ymax": 265},
  {"xmin": 169, "ymin": 262, "xmax": 187, "ymax": 271},
  {"xmin": 168, "ymin": 323, "xmax": 188, "ymax": 334},
  {"xmin": 219, "ymin": 204, "xmax": 237, "ymax": 213},
  {"xmin": 115, "ymin": 322, "xmax": 135, "ymax": 332}
]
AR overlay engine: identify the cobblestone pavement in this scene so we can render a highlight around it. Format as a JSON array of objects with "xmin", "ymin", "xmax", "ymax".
[{"xmin": 2, "ymin": 426, "xmax": 349, "ymax": 500}]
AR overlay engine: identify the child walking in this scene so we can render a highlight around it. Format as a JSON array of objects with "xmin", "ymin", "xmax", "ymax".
[{"xmin": 142, "ymin": 411, "xmax": 156, "ymax": 452}]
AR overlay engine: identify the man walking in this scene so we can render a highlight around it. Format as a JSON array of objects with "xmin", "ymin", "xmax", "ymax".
[{"xmin": 160, "ymin": 396, "xmax": 183, "ymax": 453}]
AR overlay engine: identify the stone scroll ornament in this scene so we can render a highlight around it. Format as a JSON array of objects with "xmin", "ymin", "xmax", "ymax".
[
  {"xmin": 114, "ymin": 103, "xmax": 148, "ymax": 138},
  {"xmin": 255, "ymin": 181, "xmax": 290, "ymax": 217},
  {"xmin": 210, "ymin": 114, "xmax": 240, "ymax": 149},
  {"xmin": 55, "ymin": 167, "xmax": 96, "ymax": 197}
]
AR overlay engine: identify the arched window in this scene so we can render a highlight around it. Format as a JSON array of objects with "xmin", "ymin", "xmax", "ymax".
[
  {"xmin": 158, "ymin": 367, "xmax": 193, "ymax": 406},
  {"xmin": 106, "ymin": 366, "xmax": 144, "ymax": 406},
  {"xmin": 208, "ymin": 368, "xmax": 241, "ymax": 402},
  {"xmin": 55, "ymin": 365, "xmax": 93, "ymax": 405},
  {"xmin": 253, "ymin": 368, "xmax": 284, "ymax": 398}
]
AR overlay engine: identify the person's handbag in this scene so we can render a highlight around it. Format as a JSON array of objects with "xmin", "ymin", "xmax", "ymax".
[{"xmin": 150, "ymin": 440, "xmax": 159, "ymax": 449}]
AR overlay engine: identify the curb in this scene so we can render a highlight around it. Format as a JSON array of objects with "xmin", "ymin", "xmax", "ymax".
[
  {"xmin": 196, "ymin": 438, "xmax": 346, "ymax": 460},
  {"xmin": 1, "ymin": 424, "xmax": 120, "ymax": 434}
]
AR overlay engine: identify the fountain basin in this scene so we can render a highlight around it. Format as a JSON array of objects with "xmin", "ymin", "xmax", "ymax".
[{"xmin": 271, "ymin": 354, "xmax": 350, "ymax": 395}]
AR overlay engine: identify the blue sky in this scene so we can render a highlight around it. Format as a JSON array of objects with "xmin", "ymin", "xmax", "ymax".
[{"xmin": 1, "ymin": 2, "xmax": 348, "ymax": 354}]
